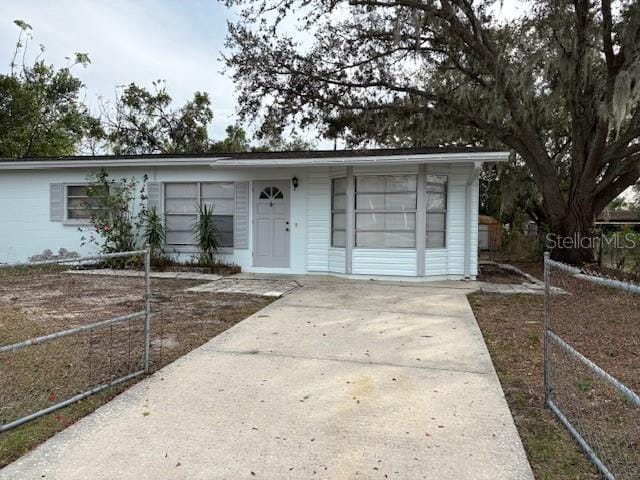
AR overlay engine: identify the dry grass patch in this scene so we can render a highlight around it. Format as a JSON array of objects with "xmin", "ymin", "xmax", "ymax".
[
  {"xmin": 470, "ymin": 261, "xmax": 640, "ymax": 479},
  {"xmin": 0, "ymin": 270, "xmax": 273, "ymax": 467},
  {"xmin": 469, "ymin": 292, "xmax": 599, "ymax": 479}
]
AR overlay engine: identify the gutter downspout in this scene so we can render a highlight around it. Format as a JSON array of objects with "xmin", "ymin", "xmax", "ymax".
[{"xmin": 464, "ymin": 162, "xmax": 483, "ymax": 279}]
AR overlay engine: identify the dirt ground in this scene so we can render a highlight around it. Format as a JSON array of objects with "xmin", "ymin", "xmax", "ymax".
[
  {"xmin": 470, "ymin": 261, "xmax": 639, "ymax": 480},
  {"xmin": 0, "ymin": 268, "xmax": 272, "ymax": 467},
  {"xmin": 476, "ymin": 263, "xmax": 528, "ymax": 284}
]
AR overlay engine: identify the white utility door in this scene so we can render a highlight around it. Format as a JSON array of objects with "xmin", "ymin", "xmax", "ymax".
[{"xmin": 252, "ymin": 180, "xmax": 291, "ymax": 268}]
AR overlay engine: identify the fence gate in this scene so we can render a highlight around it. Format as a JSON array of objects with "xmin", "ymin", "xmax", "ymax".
[
  {"xmin": 0, "ymin": 249, "xmax": 151, "ymax": 432},
  {"xmin": 544, "ymin": 253, "xmax": 640, "ymax": 479}
]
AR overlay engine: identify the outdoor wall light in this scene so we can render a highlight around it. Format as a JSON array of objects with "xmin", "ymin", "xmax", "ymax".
[{"xmin": 292, "ymin": 176, "xmax": 299, "ymax": 191}]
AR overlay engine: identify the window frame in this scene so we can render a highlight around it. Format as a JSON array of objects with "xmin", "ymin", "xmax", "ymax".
[
  {"xmin": 354, "ymin": 174, "xmax": 418, "ymax": 249},
  {"xmin": 63, "ymin": 184, "xmax": 95, "ymax": 225},
  {"xmin": 425, "ymin": 174, "xmax": 448, "ymax": 249},
  {"xmin": 164, "ymin": 181, "xmax": 235, "ymax": 251},
  {"xmin": 331, "ymin": 177, "xmax": 347, "ymax": 248}
]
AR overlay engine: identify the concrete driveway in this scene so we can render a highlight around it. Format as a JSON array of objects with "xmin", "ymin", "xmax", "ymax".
[{"xmin": 0, "ymin": 278, "xmax": 533, "ymax": 480}]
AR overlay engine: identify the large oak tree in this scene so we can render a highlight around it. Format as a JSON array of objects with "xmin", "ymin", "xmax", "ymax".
[{"xmin": 224, "ymin": 0, "xmax": 640, "ymax": 263}]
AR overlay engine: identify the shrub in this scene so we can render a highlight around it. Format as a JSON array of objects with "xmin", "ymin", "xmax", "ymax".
[
  {"xmin": 142, "ymin": 206, "xmax": 165, "ymax": 259},
  {"xmin": 80, "ymin": 169, "xmax": 150, "ymax": 259},
  {"xmin": 193, "ymin": 203, "xmax": 219, "ymax": 267}
]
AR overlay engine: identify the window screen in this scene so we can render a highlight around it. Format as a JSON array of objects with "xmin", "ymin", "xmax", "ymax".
[
  {"xmin": 164, "ymin": 182, "xmax": 235, "ymax": 248},
  {"xmin": 354, "ymin": 175, "xmax": 417, "ymax": 248},
  {"xmin": 331, "ymin": 178, "xmax": 347, "ymax": 247},
  {"xmin": 425, "ymin": 175, "xmax": 447, "ymax": 248},
  {"xmin": 65, "ymin": 185, "xmax": 103, "ymax": 221}
]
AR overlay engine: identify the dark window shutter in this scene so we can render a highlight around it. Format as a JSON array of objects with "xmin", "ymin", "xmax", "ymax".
[
  {"xmin": 234, "ymin": 182, "xmax": 249, "ymax": 249},
  {"xmin": 50, "ymin": 183, "xmax": 64, "ymax": 222}
]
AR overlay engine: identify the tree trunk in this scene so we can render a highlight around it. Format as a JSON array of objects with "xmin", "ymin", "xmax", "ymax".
[{"xmin": 548, "ymin": 206, "xmax": 597, "ymax": 265}]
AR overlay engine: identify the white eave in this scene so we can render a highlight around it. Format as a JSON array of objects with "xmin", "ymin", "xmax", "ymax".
[
  {"xmin": 209, "ymin": 151, "xmax": 510, "ymax": 167},
  {"xmin": 0, "ymin": 151, "xmax": 510, "ymax": 170},
  {"xmin": 0, "ymin": 157, "xmax": 225, "ymax": 170}
]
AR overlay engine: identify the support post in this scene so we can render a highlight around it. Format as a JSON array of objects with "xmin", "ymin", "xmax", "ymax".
[
  {"xmin": 345, "ymin": 166, "xmax": 354, "ymax": 274},
  {"xmin": 143, "ymin": 244, "xmax": 151, "ymax": 372},
  {"xmin": 416, "ymin": 164, "xmax": 426, "ymax": 276},
  {"xmin": 543, "ymin": 251, "xmax": 552, "ymax": 405},
  {"xmin": 463, "ymin": 162, "xmax": 482, "ymax": 279}
]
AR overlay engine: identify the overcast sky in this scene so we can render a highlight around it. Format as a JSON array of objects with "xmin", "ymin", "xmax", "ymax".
[
  {"xmin": 0, "ymin": 0, "xmax": 525, "ymax": 147},
  {"xmin": 0, "ymin": 0, "xmax": 238, "ymax": 141}
]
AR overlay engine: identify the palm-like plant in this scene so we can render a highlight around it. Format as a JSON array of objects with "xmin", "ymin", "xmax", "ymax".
[
  {"xmin": 193, "ymin": 204, "xmax": 219, "ymax": 267},
  {"xmin": 142, "ymin": 207, "xmax": 165, "ymax": 258}
]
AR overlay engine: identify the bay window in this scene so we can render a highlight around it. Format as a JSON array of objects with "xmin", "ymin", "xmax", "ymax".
[{"xmin": 330, "ymin": 171, "xmax": 448, "ymax": 251}]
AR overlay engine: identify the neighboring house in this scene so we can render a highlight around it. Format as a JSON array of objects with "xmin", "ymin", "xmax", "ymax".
[
  {"xmin": 595, "ymin": 209, "xmax": 640, "ymax": 232},
  {"xmin": 0, "ymin": 147, "xmax": 508, "ymax": 279}
]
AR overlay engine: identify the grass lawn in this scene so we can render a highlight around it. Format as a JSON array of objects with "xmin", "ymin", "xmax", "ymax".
[
  {"xmin": 469, "ymin": 292, "xmax": 599, "ymax": 480},
  {"xmin": 470, "ymin": 261, "xmax": 640, "ymax": 479},
  {"xmin": 0, "ymin": 270, "xmax": 273, "ymax": 468}
]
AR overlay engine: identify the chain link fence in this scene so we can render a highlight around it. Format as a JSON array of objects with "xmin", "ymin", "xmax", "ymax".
[
  {"xmin": 544, "ymin": 253, "xmax": 640, "ymax": 479},
  {"xmin": 0, "ymin": 249, "xmax": 151, "ymax": 432}
]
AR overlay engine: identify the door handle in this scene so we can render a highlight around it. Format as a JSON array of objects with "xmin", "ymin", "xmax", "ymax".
[
  {"xmin": 285, "ymin": 221, "xmax": 289, "ymax": 225},
  {"xmin": 285, "ymin": 227, "xmax": 289, "ymax": 231}
]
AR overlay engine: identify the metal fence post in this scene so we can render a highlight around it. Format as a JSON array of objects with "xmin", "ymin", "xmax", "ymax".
[
  {"xmin": 143, "ymin": 244, "xmax": 151, "ymax": 372},
  {"xmin": 543, "ymin": 251, "xmax": 552, "ymax": 406}
]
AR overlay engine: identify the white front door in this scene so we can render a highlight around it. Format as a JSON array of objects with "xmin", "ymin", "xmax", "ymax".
[{"xmin": 253, "ymin": 180, "xmax": 290, "ymax": 268}]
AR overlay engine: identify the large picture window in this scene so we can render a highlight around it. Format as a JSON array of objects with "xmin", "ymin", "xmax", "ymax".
[
  {"xmin": 331, "ymin": 178, "xmax": 347, "ymax": 247},
  {"xmin": 164, "ymin": 182, "xmax": 235, "ymax": 248},
  {"xmin": 425, "ymin": 175, "xmax": 447, "ymax": 248},
  {"xmin": 354, "ymin": 175, "xmax": 417, "ymax": 248}
]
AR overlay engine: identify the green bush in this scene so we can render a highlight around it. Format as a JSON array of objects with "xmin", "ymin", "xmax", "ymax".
[
  {"xmin": 142, "ymin": 206, "xmax": 165, "ymax": 259},
  {"xmin": 80, "ymin": 169, "xmax": 147, "ymax": 254},
  {"xmin": 80, "ymin": 169, "xmax": 167, "ymax": 265},
  {"xmin": 193, "ymin": 203, "xmax": 219, "ymax": 267}
]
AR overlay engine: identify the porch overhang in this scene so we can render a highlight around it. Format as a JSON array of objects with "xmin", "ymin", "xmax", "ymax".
[{"xmin": 208, "ymin": 151, "xmax": 509, "ymax": 167}]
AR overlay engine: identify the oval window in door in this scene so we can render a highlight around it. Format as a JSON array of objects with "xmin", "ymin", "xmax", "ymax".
[{"xmin": 259, "ymin": 186, "xmax": 284, "ymax": 200}]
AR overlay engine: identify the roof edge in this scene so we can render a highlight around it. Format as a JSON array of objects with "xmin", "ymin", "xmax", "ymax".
[{"xmin": 0, "ymin": 149, "xmax": 510, "ymax": 170}]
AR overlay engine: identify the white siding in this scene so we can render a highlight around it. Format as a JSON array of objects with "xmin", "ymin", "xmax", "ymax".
[
  {"xmin": 424, "ymin": 249, "xmax": 448, "ymax": 276},
  {"xmin": 0, "ymin": 166, "xmax": 309, "ymax": 274},
  {"xmin": 306, "ymin": 167, "xmax": 331, "ymax": 272},
  {"xmin": 422, "ymin": 163, "xmax": 479, "ymax": 278},
  {"xmin": 352, "ymin": 249, "xmax": 417, "ymax": 276},
  {"xmin": 470, "ymin": 178, "xmax": 479, "ymax": 277},
  {"xmin": 328, "ymin": 247, "xmax": 346, "ymax": 273},
  {"xmin": 0, "ymin": 169, "xmax": 142, "ymax": 262},
  {"xmin": 447, "ymin": 164, "xmax": 466, "ymax": 276},
  {"xmin": 0, "ymin": 161, "xmax": 480, "ymax": 278}
]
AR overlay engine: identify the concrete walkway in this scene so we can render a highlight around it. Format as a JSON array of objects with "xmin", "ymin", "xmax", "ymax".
[
  {"xmin": 0, "ymin": 278, "xmax": 533, "ymax": 480},
  {"xmin": 68, "ymin": 269, "xmax": 302, "ymax": 297}
]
